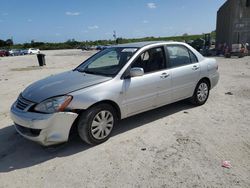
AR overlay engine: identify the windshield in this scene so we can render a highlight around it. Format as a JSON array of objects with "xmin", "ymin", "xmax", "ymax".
[{"xmin": 76, "ymin": 47, "xmax": 138, "ymax": 76}]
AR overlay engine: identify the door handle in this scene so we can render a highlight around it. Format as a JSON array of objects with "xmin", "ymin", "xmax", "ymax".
[
  {"xmin": 160, "ymin": 72, "xmax": 170, "ymax": 78},
  {"xmin": 192, "ymin": 65, "xmax": 200, "ymax": 70}
]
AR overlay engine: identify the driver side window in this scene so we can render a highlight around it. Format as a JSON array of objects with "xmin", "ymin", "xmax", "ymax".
[
  {"xmin": 131, "ymin": 47, "xmax": 166, "ymax": 73},
  {"xmin": 87, "ymin": 50, "xmax": 119, "ymax": 69}
]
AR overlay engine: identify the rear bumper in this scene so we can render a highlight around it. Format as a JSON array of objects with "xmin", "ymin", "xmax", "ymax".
[
  {"xmin": 210, "ymin": 71, "xmax": 219, "ymax": 89},
  {"xmin": 10, "ymin": 103, "xmax": 78, "ymax": 146}
]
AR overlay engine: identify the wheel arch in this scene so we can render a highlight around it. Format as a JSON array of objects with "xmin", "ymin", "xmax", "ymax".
[
  {"xmin": 198, "ymin": 77, "xmax": 211, "ymax": 90},
  {"xmin": 87, "ymin": 100, "xmax": 121, "ymax": 120},
  {"xmin": 73, "ymin": 100, "xmax": 121, "ymax": 120},
  {"xmin": 68, "ymin": 99, "xmax": 121, "ymax": 141}
]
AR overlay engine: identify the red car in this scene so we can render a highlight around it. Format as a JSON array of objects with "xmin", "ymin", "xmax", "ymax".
[{"xmin": 0, "ymin": 50, "xmax": 10, "ymax": 57}]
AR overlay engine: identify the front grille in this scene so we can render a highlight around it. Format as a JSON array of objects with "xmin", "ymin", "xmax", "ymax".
[{"xmin": 16, "ymin": 95, "xmax": 34, "ymax": 111}]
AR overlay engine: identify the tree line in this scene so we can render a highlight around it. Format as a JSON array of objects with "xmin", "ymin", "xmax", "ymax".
[
  {"xmin": 0, "ymin": 32, "xmax": 215, "ymax": 50},
  {"xmin": 0, "ymin": 39, "xmax": 14, "ymax": 47}
]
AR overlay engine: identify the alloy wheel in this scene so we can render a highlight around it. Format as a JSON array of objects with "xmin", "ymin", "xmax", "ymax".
[{"xmin": 197, "ymin": 83, "xmax": 208, "ymax": 102}]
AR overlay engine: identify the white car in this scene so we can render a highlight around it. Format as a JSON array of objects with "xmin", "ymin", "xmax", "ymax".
[
  {"xmin": 11, "ymin": 41, "xmax": 219, "ymax": 146},
  {"xmin": 28, "ymin": 48, "xmax": 40, "ymax": 54}
]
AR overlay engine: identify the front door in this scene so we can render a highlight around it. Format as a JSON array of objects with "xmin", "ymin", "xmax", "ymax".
[
  {"xmin": 123, "ymin": 72, "xmax": 161, "ymax": 116},
  {"xmin": 122, "ymin": 46, "xmax": 171, "ymax": 116}
]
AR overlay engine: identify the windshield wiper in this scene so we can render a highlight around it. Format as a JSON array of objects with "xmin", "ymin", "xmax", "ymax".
[
  {"xmin": 76, "ymin": 69, "xmax": 95, "ymax": 74},
  {"xmin": 78, "ymin": 69, "xmax": 112, "ymax": 77},
  {"xmin": 83, "ymin": 70, "xmax": 96, "ymax": 74},
  {"xmin": 77, "ymin": 67, "xmax": 116, "ymax": 77}
]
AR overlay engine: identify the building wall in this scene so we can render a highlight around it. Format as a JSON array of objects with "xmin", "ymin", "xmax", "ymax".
[
  {"xmin": 216, "ymin": 0, "xmax": 233, "ymax": 46},
  {"xmin": 216, "ymin": 0, "xmax": 250, "ymax": 47}
]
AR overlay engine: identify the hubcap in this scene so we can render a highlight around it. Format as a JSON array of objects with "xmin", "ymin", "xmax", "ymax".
[
  {"xmin": 197, "ymin": 83, "xmax": 208, "ymax": 102},
  {"xmin": 91, "ymin": 110, "xmax": 114, "ymax": 140}
]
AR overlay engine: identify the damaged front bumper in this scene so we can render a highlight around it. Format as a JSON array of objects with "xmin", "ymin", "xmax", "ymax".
[{"xmin": 10, "ymin": 103, "xmax": 78, "ymax": 146}]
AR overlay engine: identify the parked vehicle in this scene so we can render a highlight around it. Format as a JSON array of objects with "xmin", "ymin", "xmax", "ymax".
[
  {"xmin": 96, "ymin": 45, "xmax": 103, "ymax": 50},
  {"xmin": 81, "ymin": 46, "xmax": 91, "ymax": 51},
  {"xmin": 96, "ymin": 45, "xmax": 109, "ymax": 51},
  {"xmin": 20, "ymin": 49, "xmax": 29, "ymax": 55},
  {"xmin": 225, "ymin": 43, "xmax": 249, "ymax": 58},
  {"xmin": 0, "ymin": 51, "xmax": 5, "ymax": 57},
  {"xmin": 10, "ymin": 41, "xmax": 219, "ymax": 146},
  {"xmin": 9, "ymin": 49, "xmax": 22, "ymax": 56},
  {"xmin": 0, "ymin": 50, "xmax": 10, "ymax": 57},
  {"xmin": 28, "ymin": 48, "xmax": 40, "ymax": 54},
  {"xmin": 81, "ymin": 46, "xmax": 96, "ymax": 51}
]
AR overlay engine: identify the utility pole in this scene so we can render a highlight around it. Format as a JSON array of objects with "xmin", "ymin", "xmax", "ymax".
[
  {"xmin": 113, "ymin": 30, "xmax": 119, "ymax": 44},
  {"xmin": 113, "ymin": 30, "xmax": 117, "ymax": 41}
]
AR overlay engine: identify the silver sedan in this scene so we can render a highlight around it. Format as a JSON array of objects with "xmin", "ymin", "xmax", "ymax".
[{"xmin": 10, "ymin": 41, "xmax": 219, "ymax": 146}]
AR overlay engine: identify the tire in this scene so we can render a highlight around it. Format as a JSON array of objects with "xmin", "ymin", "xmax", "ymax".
[
  {"xmin": 238, "ymin": 53, "xmax": 244, "ymax": 58},
  {"xmin": 190, "ymin": 80, "xmax": 210, "ymax": 106},
  {"xmin": 77, "ymin": 104, "xmax": 117, "ymax": 145},
  {"xmin": 225, "ymin": 53, "xmax": 231, "ymax": 58}
]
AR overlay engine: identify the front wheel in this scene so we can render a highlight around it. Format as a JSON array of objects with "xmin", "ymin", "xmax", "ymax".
[
  {"xmin": 77, "ymin": 104, "xmax": 117, "ymax": 145},
  {"xmin": 190, "ymin": 80, "xmax": 210, "ymax": 106}
]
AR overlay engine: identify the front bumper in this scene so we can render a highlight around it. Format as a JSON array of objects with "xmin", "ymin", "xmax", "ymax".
[{"xmin": 10, "ymin": 103, "xmax": 78, "ymax": 146}]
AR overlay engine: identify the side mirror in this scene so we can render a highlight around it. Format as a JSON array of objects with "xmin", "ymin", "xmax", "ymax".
[{"xmin": 130, "ymin": 67, "xmax": 144, "ymax": 77}]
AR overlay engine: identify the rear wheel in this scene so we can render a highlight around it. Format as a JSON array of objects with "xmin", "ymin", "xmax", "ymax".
[
  {"xmin": 238, "ymin": 53, "xmax": 244, "ymax": 58},
  {"xmin": 225, "ymin": 53, "xmax": 231, "ymax": 58},
  {"xmin": 190, "ymin": 80, "xmax": 210, "ymax": 106},
  {"xmin": 77, "ymin": 104, "xmax": 117, "ymax": 145}
]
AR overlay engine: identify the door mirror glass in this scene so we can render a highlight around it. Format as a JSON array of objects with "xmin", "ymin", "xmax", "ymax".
[{"xmin": 130, "ymin": 67, "xmax": 144, "ymax": 77}]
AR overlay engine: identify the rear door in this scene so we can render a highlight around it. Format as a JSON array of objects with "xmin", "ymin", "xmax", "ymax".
[{"xmin": 166, "ymin": 45, "xmax": 201, "ymax": 101}]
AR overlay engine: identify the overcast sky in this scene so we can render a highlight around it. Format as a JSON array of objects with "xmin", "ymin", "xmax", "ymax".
[{"xmin": 0, "ymin": 0, "xmax": 226, "ymax": 43}]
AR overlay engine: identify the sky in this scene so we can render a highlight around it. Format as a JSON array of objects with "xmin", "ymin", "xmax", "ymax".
[{"xmin": 0, "ymin": 0, "xmax": 226, "ymax": 44}]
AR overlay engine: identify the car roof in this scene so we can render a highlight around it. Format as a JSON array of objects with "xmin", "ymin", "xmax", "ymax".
[
  {"xmin": 113, "ymin": 41, "xmax": 184, "ymax": 48},
  {"xmin": 113, "ymin": 41, "xmax": 204, "ymax": 62}
]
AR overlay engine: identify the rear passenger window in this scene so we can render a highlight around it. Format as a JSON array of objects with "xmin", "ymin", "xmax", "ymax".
[{"xmin": 166, "ymin": 45, "xmax": 198, "ymax": 67}]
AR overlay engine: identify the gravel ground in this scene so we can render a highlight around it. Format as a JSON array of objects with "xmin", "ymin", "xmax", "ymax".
[{"xmin": 0, "ymin": 50, "xmax": 249, "ymax": 188}]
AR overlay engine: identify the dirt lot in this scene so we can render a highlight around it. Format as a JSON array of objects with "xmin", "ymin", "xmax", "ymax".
[{"xmin": 0, "ymin": 50, "xmax": 249, "ymax": 188}]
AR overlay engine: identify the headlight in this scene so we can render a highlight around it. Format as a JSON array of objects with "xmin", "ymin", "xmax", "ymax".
[{"xmin": 34, "ymin": 96, "xmax": 72, "ymax": 113}]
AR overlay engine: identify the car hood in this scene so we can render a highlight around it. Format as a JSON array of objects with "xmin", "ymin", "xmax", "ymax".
[{"xmin": 22, "ymin": 71, "xmax": 112, "ymax": 103}]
